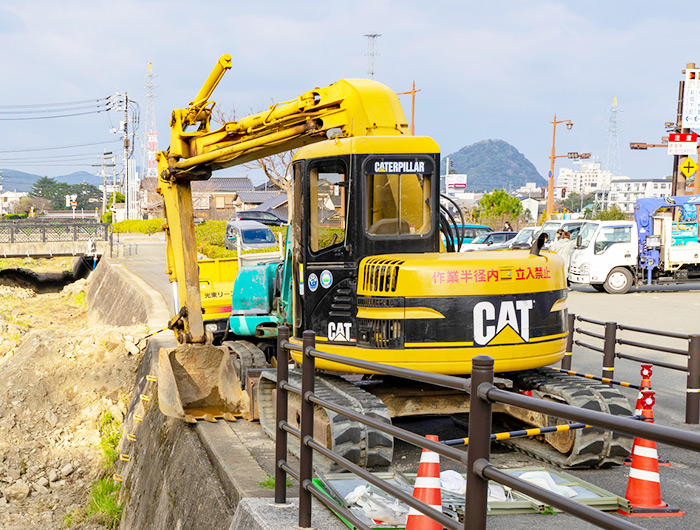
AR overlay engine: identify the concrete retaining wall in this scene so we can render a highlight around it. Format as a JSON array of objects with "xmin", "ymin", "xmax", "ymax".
[{"xmin": 86, "ymin": 257, "xmax": 346, "ymax": 530}]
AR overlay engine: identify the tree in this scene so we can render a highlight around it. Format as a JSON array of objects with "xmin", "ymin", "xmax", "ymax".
[
  {"xmin": 17, "ymin": 196, "xmax": 51, "ymax": 216},
  {"xmin": 70, "ymin": 182, "xmax": 102, "ymax": 210},
  {"xmin": 30, "ymin": 177, "xmax": 70, "ymax": 210},
  {"xmin": 476, "ymin": 189, "xmax": 524, "ymax": 218},
  {"xmin": 594, "ymin": 205, "xmax": 627, "ymax": 220},
  {"xmin": 561, "ymin": 192, "xmax": 594, "ymax": 213}
]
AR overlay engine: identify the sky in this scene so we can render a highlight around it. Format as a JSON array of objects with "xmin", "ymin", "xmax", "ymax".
[{"xmin": 0, "ymin": 0, "xmax": 698, "ymax": 187}]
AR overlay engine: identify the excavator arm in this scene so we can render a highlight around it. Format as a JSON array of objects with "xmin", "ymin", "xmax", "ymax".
[{"xmin": 157, "ymin": 53, "xmax": 410, "ymax": 343}]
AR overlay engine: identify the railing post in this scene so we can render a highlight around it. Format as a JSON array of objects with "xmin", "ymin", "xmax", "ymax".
[
  {"xmin": 602, "ymin": 322, "xmax": 617, "ymax": 383},
  {"xmin": 686, "ymin": 334, "xmax": 700, "ymax": 424},
  {"xmin": 298, "ymin": 330, "xmax": 316, "ymax": 528},
  {"xmin": 275, "ymin": 326, "xmax": 290, "ymax": 504},
  {"xmin": 465, "ymin": 355, "xmax": 494, "ymax": 530},
  {"xmin": 562, "ymin": 312, "xmax": 575, "ymax": 370}
]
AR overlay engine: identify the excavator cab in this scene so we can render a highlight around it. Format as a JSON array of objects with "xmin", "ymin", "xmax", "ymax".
[{"xmin": 289, "ymin": 137, "xmax": 441, "ymax": 342}]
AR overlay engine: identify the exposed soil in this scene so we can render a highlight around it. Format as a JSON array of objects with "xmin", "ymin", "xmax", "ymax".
[{"xmin": 0, "ymin": 266, "xmax": 148, "ymax": 529}]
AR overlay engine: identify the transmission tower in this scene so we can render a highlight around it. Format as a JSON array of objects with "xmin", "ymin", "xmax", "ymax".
[
  {"xmin": 141, "ymin": 62, "xmax": 159, "ymax": 179},
  {"xmin": 365, "ymin": 33, "xmax": 381, "ymax": 78},
  {"xmin": 605, "ymin": 96, "xmax": 622, "ymax": 177}
]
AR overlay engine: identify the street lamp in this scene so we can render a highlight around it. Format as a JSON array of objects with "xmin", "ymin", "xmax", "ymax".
[{"xmin": 546, "ymin": 115, "xmax": 573, "ymax": 221}]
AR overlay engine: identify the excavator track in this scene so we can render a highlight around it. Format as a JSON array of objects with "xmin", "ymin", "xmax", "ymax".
[
  {"xmin": 258, "ymin": 371, "xmax": 393, "ymax": 472},
  {"xmin": 501, "ymin": 368, "xmax": 633, "ymax": 468},
  {"xmin": 223, "ymin": 340, "xmax": 267, "ymax": 390}
]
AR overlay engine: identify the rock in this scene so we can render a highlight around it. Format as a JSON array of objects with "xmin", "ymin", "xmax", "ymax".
[
  {"xmin": 60, "ymin": 464, "xmax": 74, "ymax": 477},
  {"xmin": 44, "ymin": 411, "xmax": 59, "ymax": 428},
  {"xmin": 32, "ymin": 482, "xmax": 49, "ymax": 495},
  {"xmin": 37, "ymin": 477, "xmax": 49, "ymax": 487},
  {"xmin": 6, "ymin": 468, "xmax": 21, "ymax": 481},
  {"xmin": 48, "ymin": 469, "xmax": 59, "ymax": 483},
  {"xmin": 124, "ymin": 340, "xmax": 140, "ymax": 356},
  {"xmin": 3, "ymin": 480, "xmax": 30, "ymax": 501}
]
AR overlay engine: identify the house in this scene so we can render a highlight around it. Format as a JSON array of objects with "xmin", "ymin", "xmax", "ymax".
[
  {"xmin": 139, "ymin": 176, "xmax": 256, "ymax": 220},
  {"xmin": 249, "ymin": 193, "xmax": 289, "ymax": 221}
]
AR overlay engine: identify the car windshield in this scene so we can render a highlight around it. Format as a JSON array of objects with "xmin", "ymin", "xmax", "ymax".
[
  {"xmin": 512, "ymin": 228, "xmax": 534, "ymax": 244},
  {"xmin": 577, "ymin": 223, "xmax": 598, "ymax": 249},
  {"xmin": 471, "ymin": 234, "xmax": 490, "ymax": 244},
  {"xmin": 240, "ymin": 228, "xmax": 276, "ymax": 244}
]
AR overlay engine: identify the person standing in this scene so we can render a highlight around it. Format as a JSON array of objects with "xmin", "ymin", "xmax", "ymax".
[
  {"xmin": 503, "ymin": 221, "xmax": 514, "ymax": 232},
  {"xmin": 552, "ymin": 231, "xmax": 574, "ymax": 286}
]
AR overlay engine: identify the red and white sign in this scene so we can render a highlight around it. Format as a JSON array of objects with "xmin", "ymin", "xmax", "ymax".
[
  {"xmin": 668, "ymin": 132, "xmax": 698, "ymax": 156},
  {"xmin": 71, "ymin": 201, "xmax": 77, "ymax": 209}
]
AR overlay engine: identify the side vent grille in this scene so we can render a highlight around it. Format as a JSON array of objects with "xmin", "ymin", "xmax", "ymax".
[
  {"xmin": 357, "ymin": 318, "xmax": 403, "ymax": 349},
  {"xmin": 362, "ymin": 258, "xmax": 405, "ymax": 293}
]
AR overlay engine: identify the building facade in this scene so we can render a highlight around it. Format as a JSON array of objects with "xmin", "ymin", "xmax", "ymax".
[
  {"xmin": 596, "ymin": 179, "xmax": 673, "ymax": 214},
  {"xmin": 557, "ymin": 160, "xmax": 620, "ymax": 195}
]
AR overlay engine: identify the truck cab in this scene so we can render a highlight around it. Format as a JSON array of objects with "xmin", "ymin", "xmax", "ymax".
[{"xmin": 568, "ymin": 221, "xmax": 637, "ymax": 293}]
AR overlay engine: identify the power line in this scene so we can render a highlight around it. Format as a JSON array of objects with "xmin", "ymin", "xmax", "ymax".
[
  {"xmin": 0, "ymin": 103, "xmax": 110, "ymax": 115},
  {"xmin": 0, "ymin": 152, "xmax": 106, "ymax": 162},
  {"xmin": 0, "ymin": 97, "xmax": 109, "ymax": 109},
  {"xmin": 0, "ymin": 140, "xmax": 120, "ymax": 154},
  {"xmin": 0, "ymin": 108, "xmax": 110, "ymax": 121}
]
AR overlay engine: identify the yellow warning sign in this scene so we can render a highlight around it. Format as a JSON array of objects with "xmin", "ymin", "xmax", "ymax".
[{"xmin": 680, "ymin": 157, "xmax": 698, "ymax": 178}]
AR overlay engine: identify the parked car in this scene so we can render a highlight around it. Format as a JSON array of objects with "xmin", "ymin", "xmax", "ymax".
[
  {"xmin": 487, "ymin": 226, "xmax": 539, "ymax": 250},
  {"xmin": 534, "ymin": 220, "xmax": 586, "ymax": 247},
  {"xmin": 233, "ymin": 210, "xmax": 285, "ymax": 226},
  {"xmin": 443, "ymin": 223, "xmax": 493, "ymax": 249},
  {"xmin": 223, "ymin": 220, "xmax": 278, "ymax": 250},
  {"xmin": 459, "ymin": 231, "xmax": 517, "ymax": 251}
]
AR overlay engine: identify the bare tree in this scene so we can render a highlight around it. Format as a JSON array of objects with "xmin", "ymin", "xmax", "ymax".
[{"xmin": 17, "ymin": 196, "xmax": 51, "ymax": 216}]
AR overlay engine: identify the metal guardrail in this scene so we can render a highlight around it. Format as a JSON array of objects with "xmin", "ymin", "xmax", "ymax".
[
  {"xmin": 273, "ymin": 326, "xmax": 700, "ymax": 530},
  {"xmin": 565, "ymin": 313, "xmax": 700, "ymax": 424},
  {"xmin": 0, "ymin": 222, "xmax": 111, "ymax": 244}
]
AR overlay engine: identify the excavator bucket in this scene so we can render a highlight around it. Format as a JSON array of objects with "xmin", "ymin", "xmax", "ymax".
[{"xmin": 157, "ymin": 343, "xmax": 248, "ymax": 423}]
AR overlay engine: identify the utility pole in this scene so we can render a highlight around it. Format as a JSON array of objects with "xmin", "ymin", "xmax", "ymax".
[
  {"xmin": 397, "ymin": 81, "xmax": 421, "ymax": 135},
  {"xmin": 123, "ymin": 92, "xmax": 130, "ymax": 219}
]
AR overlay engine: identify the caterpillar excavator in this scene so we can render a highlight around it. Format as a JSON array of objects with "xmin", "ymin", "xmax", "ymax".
[{"xmin": 156, "ymin": 54, "xmax": 632, "ymax": 469}]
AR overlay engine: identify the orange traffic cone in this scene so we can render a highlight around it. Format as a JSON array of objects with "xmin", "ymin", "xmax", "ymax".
[
  {"xmin": 626, "ymin": 365, "xmax": 670, "ymax": 467},
  {"xmin": 619, "ymin": 391, "xmax": 683, "ymax": 517},
  {"xmin": 406, "ymin": 435, "xmax": 442, "ymax": 530},
  {"xmin": 633, "ymin": 364, "xmax": 653, "ymax": 416}
]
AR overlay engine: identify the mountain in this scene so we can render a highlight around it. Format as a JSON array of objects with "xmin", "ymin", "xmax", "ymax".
[
  {"xmin": 0, "ymin": 169, "xmax": 105, "ymax": 193},
  {"xmin": 443, "ymin": 139, "xmax": 545, "ymax": 192}
]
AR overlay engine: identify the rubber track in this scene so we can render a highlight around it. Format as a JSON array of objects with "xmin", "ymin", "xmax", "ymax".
[
  {"xmin": 223, "ymin": 340, "xmax": 267, "ymax": 390},
  {"xmin": 503, "ymin": 368, "xmax": 633, "ymax": 468},
  {"xmin": 258, "ymin": 371, "xmax": 393, "ymax": 472}
]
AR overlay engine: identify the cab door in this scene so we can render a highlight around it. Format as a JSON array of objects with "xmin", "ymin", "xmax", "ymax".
[{"xmin": 294, "ymin": 157, "xmax": 357, "ymax": 343}]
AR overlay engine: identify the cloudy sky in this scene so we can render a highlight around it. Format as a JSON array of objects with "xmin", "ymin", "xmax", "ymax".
[{"xmin": 0, "ymin": 1, "xmax": 697, "ymax": 185}]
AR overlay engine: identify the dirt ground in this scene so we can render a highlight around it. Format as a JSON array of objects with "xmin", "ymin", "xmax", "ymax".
[{"xmin": 0, "ymin": 259, "xmax": 148, "ymax": 529}]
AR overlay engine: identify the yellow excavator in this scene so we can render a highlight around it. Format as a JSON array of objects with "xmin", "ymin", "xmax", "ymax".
[{"xmin": 156, "ymin": 54, "xmax": 632, "ymax": 468}]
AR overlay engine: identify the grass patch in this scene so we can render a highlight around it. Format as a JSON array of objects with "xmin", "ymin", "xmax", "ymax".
[
  {"xmin": 64, "ymin": 411, "xmax": 123, "ymax": 528},
  {"xmin": 112, "ymin": 218, "xmax": 165, "ymax": 234},
  {"xmin": 72, "ymin": 291, "xmax": 87, "ymax": 307},
  {"xmin": 258, "ymin": 473, "xmax": 293, "ymax": 489},
  {"xmin": 64, "ymin": 478, "xmax": 122, "ymax": 529}
]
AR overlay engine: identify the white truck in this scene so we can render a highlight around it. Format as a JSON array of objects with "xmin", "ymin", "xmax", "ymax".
[{"xmin": 569, "ymin": 195, "xmax": 700, "ymax": 293}]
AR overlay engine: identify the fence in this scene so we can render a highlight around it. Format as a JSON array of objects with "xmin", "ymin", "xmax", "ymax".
[
  {"xmin": 564, "ymin": 312, "xmax": 700, "ymax": 424},
  {"xmin": 273, "ymin": 326, "xmax": 700, "ymax": 529},
  {"xmin": 0, "ymin": 222, "xmax": 111, "ymax": 244}
]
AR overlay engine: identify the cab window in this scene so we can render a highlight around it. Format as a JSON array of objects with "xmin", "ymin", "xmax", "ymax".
[
  {"xmin": 594, "ymin": 226, "xmax": 632, "ymax": 254},
  {"xmin": 365, "ymin": 162, "xmax": 432, "ymax": 236},
  {"xmin": 309, "ymin": 160, "xmax": 347, "ymax": 253}
]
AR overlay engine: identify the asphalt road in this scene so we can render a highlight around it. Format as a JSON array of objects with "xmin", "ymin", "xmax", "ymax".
[{"xmin": 115, "ymin": 237, "xmax": 700, "ymax": 529}]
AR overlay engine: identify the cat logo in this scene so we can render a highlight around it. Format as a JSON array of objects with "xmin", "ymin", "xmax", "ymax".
[
  {"xmin": 473, "ymin": 300, "xmax": 534, "ymax": 346},
  {"xmin": 328, "ymin": 322, "xmax": 352, "ymax": 342}
]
